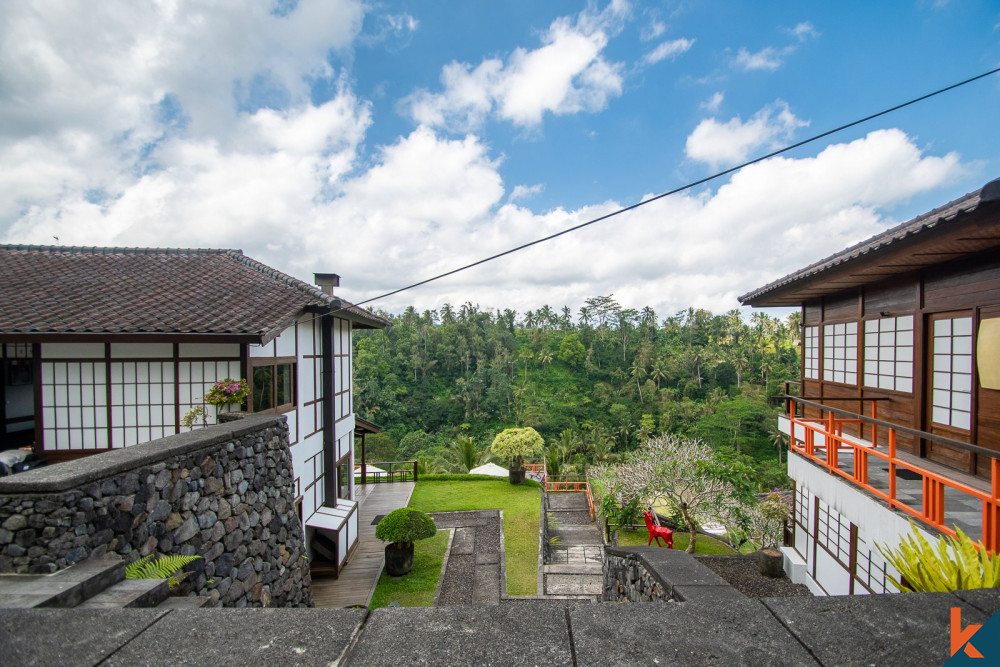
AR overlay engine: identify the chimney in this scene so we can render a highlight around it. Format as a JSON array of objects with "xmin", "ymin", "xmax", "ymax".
[{"xmin": 314, "ymin": 273, "xmax": 340, "ymax": 296}]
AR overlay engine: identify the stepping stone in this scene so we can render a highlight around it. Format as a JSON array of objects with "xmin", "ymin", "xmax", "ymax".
[{"xmin": 77, "ymin": 578, "xmax": 169, "ymax": 609}]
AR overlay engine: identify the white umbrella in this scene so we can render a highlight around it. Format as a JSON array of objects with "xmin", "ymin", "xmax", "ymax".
[
  {"xmin": 468, "ymin": 462, "xmax": 509, "ymax": 477},
  {"xmin": 354, "ymin": 464, "xmax": 387, "ymax": 478}
]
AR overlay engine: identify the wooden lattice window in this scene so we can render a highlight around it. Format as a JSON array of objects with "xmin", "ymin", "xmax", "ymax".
[
  {"xmin": 931, "ymin": 316, "xmax": 973, "ymax": 431},
  {"xmin": 803, "ymin": 326, "xmax": 819, "ymax": 380},
  {"xmin": 863, "ymin": 316, "xmax": 914, "ymax": 393},
  {"xmin": 822, "ymin": 321, "xmax": 858, "ymax": 385}
]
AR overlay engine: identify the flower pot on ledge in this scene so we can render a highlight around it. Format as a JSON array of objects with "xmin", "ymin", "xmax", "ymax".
[{"xmin": 508, "ymin": 468, "xmax": 525, "ymax": 485}]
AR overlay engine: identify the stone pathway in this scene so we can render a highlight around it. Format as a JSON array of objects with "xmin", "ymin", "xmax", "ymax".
[
  {"xmin": 542, "ymin": 493, "xmax": 603, "ymax": 599},
  {"xmin": 430, "ymin": 510, "xmax": 502, "ymax": 605}
]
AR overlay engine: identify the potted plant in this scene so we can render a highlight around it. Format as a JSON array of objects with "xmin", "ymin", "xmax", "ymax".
[
  {"xmin": 490, "ymin": 427, "xmax": 544, "ymax": 485},
  {"xmin": 755, "ymin": 490, "xmax": 791, "ymax": 578},
  {"xmin": 374, "ymin": 508, "xmax": 437, "ymax": 576},
  {"xmin": 203, "ymin": 378, "xmax": 249, "ymax": 417}
]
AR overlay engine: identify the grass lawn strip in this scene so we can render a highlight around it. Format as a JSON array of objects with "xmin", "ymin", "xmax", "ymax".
[
  {"xmin": 407, "ymin": 478, "xmax": 541, "ymax": 596},
  {"xmin": 615, "ymin": 528, "xmax": 737, "ymax": 554},
  {"xmin": 369, "ymin": 528, "xmax": 450, "ymax": 609}
]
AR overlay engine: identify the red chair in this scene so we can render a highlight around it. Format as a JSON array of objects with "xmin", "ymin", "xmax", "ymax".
[{"xmin": 643, "ymin": 511, "xmax": 674, "ymax": 548}]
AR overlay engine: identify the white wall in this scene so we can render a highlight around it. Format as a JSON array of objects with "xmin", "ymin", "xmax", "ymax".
[{"xmin": 786, "ymin": 452, "xmax": 936, "ymax": 595}]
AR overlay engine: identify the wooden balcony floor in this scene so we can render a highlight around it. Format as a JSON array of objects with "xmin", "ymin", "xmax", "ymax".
[{"xmin": 310, "ymin": 481, "xmax": 415, "ymax": 608}]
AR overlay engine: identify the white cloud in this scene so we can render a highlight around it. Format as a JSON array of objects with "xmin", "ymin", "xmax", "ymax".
[
  {"xmin": 404, "ymin": 3, "xmax": 629, "ymax": 129},
  {"xmin": 0, "ymin": 1, "xmax": 973, "ymax": 320},
  {"xmin": 643, "ymin": 38, "xmax": 695, "ymax": 65},
  {"xmin": 640, "ymin": 20, "xmax": 667, "ymax": 42},
  {"xmin": 701, "ymin": 92, "xmax": 725, "ymax": 113},
  {"xmin": 685, "ymin": 101, "xmax": 808, "ymax": 168},
  {"xmin": 509, "ymin": 184, "xmax": 544, "ymax": 202},
  {"xmin": 734, "ymin": 46, "xmax": 788, "ymax": 71},
  {"xmin": 790, "ymin": 22, "xmax": 820, "ymax": 41}
]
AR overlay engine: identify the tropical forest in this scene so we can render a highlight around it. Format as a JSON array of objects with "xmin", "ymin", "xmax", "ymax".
[{"xmin": 353, "ymin": 297, "xmax": 800, "ymax": 492}]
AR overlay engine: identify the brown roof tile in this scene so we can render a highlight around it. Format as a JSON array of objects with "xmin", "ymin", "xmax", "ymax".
[{"xmin": 0, "ymin": 246, "xmax": 388, "ymax": 339}]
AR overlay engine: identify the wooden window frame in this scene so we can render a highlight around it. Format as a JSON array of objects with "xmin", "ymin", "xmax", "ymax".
[
  {"xmin": 803, "ymin": 325, "xmax": 820, "ymax": 380},
  {"xmin": 249, "ymin": 356, "xmax": 297, "ymax": 415},
  {"xmin": 927, "ymin": 312, "xmax": 974, "ymax": 433},
  {"xmin": 821, "ymin": 321, "xmax": 859, "ymax": 386},
  {"xmin": 862, "ymin": 315, "xmax": 914, "ymax": 394}
]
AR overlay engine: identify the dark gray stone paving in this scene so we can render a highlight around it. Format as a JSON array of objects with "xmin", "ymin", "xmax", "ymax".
[
  {"xmin": 571, "ymin": 599, "xmax": 819, "ymax": 666},
  {"xmin": 953, "ymin": 587, "xmax": 1000, "ymax": 616},
  {"xmin": 0, "ymin": 608, "xmax": 167, "ymax": 666},
  {"xmin": 431, "ymin": 511, "xmax": 502, "ymax": 606},
  {"xmin": 103, "ymin": 608, "xmax": 367, "ymax": 666},
  {"xmin": 3, "ymin": 589, "xmax": 1000, "ymax": 665},
  {"xmin": 762, "ymin": 592, "xmax": 990, "ymax": 667},
  {"xmin": 344, "ymin": 604, "xmax": 574, "ymax": 666}
]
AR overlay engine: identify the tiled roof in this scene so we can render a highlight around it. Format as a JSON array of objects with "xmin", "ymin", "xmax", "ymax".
[
  {"xmin": 0, "ymin": 246, "xmax": 388, "ymax": 339},
  {"xmin": 739, "ymin": 177, "xmax": 1000, "ymax": 306}
]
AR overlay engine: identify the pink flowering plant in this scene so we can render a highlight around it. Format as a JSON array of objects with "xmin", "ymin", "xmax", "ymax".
[{"xmin": 204, "ymin": 378, "xmax": 249, "ymax": 408}]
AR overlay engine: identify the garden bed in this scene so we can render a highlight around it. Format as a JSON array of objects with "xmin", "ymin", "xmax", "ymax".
[{"xmin": 694, "ymin": 555, "xmax": 812, "ymax": 599}]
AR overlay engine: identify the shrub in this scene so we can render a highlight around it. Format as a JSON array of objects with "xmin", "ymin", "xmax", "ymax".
[
  {"xmin": 490, "ymin": 427, "xmax": 544, "ymax": 471},
  {"xmin": 375, "ymin": 508, "xmax": 437, "ymax": 549},
  {"xmin": 876, "ymin": 522, "xmax": 1000, "ymax": 592}
]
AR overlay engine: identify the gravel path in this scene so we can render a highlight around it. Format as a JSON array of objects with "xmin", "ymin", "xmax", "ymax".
[{"xmin": 695, "ymin": 555, "xmax": 812, "ymax": 599}]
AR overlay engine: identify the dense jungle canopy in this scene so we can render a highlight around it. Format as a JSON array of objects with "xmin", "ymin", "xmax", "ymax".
[{"xmin": 353, "ymin": 297, "xmax": 800, "ymax": 490}]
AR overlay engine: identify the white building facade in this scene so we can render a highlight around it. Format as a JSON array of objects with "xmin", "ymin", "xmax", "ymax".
[{"xmin": 0, "ymin": 246, "xmax": 388, "ymax": 575}]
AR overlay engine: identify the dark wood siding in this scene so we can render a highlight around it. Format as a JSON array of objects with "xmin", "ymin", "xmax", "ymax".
[{"xmin": 798, "ymin": 250, "xmax": 1000, "ymax": 476}]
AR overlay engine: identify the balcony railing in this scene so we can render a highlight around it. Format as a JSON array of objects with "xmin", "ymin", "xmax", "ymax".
[
  {"xmin": 355, "ymin": 460, "xmax": 418, "ymax": 484},
  {"xmin": 525, "ymin": 461, "xmax": 595, "ymax": 520},
  {"xmin": 785, "ymin": 396, "xmax": 999, "ymax": 553}
]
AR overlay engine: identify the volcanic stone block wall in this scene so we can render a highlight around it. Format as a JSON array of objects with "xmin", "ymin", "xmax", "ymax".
[
  {"xmin": 604, "ymin": 550, "xmax": 669, "ymax": 602},
  {"xmin": 0, "ymin": 415, "xmax": 311, "ymax": 608}
]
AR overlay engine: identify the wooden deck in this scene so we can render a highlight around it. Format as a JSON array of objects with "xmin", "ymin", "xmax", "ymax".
[{"xmin": 310, "ymin": 481, "xmax": 415, "ymax": 607}]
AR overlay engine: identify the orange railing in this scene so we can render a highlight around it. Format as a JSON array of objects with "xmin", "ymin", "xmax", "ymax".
[
  {"xmin": 526, "ymin": 460, "xmax": 595, "ymax": 520},
  {"xmin": 787, "ymin": 398, "xmax": 1000, "ymax": 553}
]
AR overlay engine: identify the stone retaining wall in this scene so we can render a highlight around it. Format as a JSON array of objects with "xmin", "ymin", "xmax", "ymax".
[
  {"xmin": 0, "ymin": 415, "xmax": 310, "ymax": 608},
  {"xmin": 603, "ymin": 546, "xmax": 745, "ymax": 605},
  {"xmin": 604, "ymin": 550, "xmax": 669, "ymax": 602}
]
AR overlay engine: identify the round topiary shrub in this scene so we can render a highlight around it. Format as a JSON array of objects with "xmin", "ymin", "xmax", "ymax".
[
  {"xmin": 490, "ymin": 427, "xmax": 544, "ymax": 484},
  {"xmin": 375, "ymin": 508, "xmax": 437, "ymax": 576}
]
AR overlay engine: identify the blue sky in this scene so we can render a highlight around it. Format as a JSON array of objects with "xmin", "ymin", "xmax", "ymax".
[{"xmin": 1, "ymin": 1, "xmax": 999, "ymax": 317}]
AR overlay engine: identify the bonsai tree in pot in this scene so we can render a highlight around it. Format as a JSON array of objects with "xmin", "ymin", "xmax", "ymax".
[
  {"xmin": 490, "ymin": 427, "xmax": 544, "ymax": 485},
  {"xmin": 375, "ymin": 508, "xmax": 437, "ymax": 576}
]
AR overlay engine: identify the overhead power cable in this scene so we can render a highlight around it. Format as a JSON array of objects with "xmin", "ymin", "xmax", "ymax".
[{"xmin": 332, "ymin": 65, "xmax": 998, "ymax": 312}]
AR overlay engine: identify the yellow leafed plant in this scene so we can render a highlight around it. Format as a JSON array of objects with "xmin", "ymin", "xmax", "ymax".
[{"xmin": 876, "ymin": 521, "xmax": 1000, "ymax": 592}]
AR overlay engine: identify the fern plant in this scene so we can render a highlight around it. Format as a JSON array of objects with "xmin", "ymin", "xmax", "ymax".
[
  {"xmin": 126, "ymin": 553, "xmax": 202, "ymax": 589},
  {"xmin": 876, "ymin": 522, "xmax": 1000, "ymax": 592}
]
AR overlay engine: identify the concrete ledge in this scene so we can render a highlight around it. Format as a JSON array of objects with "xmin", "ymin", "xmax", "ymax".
[
  {"xmin": 0, "ymin": 415, "xmax": 285, "ymax": 493},
  {"xmin": 605, "ymin": 545, "xmax": 743, "ymax": 604},
  {"xmin": 762, "ymin": 591, "xmax": 997, "ymax": 666}
]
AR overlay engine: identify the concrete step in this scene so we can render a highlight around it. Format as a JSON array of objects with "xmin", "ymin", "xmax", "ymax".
[
  {"xmin": 549, "ymin": 525, "xmax": 604, "ymax": 547},
  {"xmin": 544, "ymin": 573, "xmax": 603, "ymax": 596},
  {"xmin": 156, "ymin": 595, "xmax": 214, "ymax": 609},
  {"xmin": 76, "ymin": 578, "xmax": 170, "ymax": 609},
  {"xmin": 544, "ymin": 563, "xmax": 603, "ymax": 576},
  {"xmin": 547, "ymin": 493, "xmax": 590, "ymax": 510},
  {"xmin": 0, "ymin": 557, "xmax": 125, "ymax": 609},
  {"xmin": 546, "ymin": 509, "xmax": 594, "ymax": 525}
]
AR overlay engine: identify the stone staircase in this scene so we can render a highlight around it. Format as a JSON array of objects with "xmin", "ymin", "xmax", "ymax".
[
  {"xmin": 542, "ymin": 492, "xmax": 604, "ymax": 599},
  {"xmin": 0, "ymin": 557, "xmax": 212, "ymax": 610}
]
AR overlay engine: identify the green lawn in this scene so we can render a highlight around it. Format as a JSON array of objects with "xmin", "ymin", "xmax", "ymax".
[
  {"xmin": 615, "ymin": 528, "xmax": 737, "ymax": 555},
  {"xmin": 369, "ymin": 529, "xmax": 450, "ymax": 609},
  {"xmin": 408, "ymin": 478, "xmax": 541, "ymax": 596}
]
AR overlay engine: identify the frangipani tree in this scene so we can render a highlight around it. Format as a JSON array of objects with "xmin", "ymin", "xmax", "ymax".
[{"xmin": 600, "ymin": 434, "xmax": 753, "ymax": 553}]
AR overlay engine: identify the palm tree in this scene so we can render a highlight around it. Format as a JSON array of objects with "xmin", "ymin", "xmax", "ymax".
[
  {"xmin": 650, "ymin": 357, "xmax": 668, "ymax": 390},
  {"xmin": 450, "ymin": 435, "xmax": 486, "ymax": 472},
  {"xmin": 538, "ymin": 350, "xmax": 553, "ymax": 367}
]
